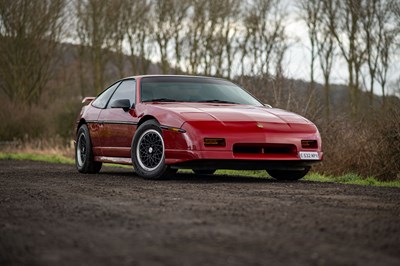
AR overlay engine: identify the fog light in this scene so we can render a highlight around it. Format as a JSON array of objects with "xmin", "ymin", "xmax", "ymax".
[
  {"xmin": 204, "ymin": 138, "xmax": 226, "ymax": 147},
  {"xmin": 301, "ymin": 140, "xmax": 318, "ymax": 148}
]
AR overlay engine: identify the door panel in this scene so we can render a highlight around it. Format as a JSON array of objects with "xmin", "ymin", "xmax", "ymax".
[
  {"xmin": 98, "ymin": 109, "xmax": 138, "ymax": 157},
  {"xmin": 97, "ymin": 79, "xmax": 137, "ymax": 158}
]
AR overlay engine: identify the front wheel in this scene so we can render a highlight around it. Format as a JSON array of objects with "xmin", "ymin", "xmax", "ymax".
[
  {"xmin": 267, "ymin": 167, "xmax": 310, "ymax": 180},
  {"xmin": 75, "ymin": 124, "xmax": 102, "ymax": 173},
  {"xmin": 131, "ymin": 120, "xmax": 168, "ymax": 179}
]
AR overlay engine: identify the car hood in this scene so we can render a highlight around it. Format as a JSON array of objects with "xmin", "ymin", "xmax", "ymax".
[{"xmin": 150, "ymin": 103, "xmax": 313, "ymax": 125}]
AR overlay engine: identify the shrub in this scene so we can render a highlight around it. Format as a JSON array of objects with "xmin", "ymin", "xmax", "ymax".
[{"xmin": 314, "ymin": 101, "xmax": 400, "ymax": 180}]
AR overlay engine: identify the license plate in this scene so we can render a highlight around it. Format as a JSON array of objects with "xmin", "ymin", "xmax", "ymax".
[{"xmin": 299, "ymin": 151, "xmax": 319, "ymax": 160}]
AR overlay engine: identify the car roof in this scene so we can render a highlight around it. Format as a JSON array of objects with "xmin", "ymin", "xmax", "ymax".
[{"xmin": 120, "ymin": 74, "xmax": 227, "ymax": 81}]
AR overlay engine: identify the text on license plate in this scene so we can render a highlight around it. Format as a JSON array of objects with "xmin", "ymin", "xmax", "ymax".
[{"xmin": 299, "ymin": 151, "xmax": 319, "ymax": 160}]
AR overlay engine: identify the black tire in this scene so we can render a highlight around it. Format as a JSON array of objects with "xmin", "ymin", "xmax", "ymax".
[
  {"xmin": 267, "ymin": 167, "xmax": 310, "ymax": 180},
  {"xmin": 75, "ymin": 124, "xmax": 102, "ymax": 174},
  {"xmin": 131, "ymin": 120, "xmax": 169, "ymax": 179},
  {"xmin": 193, "ymin": 169, "xmax": 216, "ymax": 175}
]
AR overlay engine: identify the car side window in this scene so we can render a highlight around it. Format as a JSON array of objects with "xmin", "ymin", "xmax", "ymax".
[
  {"xmin": 107, "ymin": 79, "xmax": 136, "ymax": 108},
  {"xmin": 92, "ymin": 81, "xmax": 121, "ymax": 109}
]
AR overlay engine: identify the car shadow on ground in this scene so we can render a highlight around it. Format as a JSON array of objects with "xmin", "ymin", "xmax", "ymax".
[{"xmin": 97, "ymin": 167, "xmax": 305, "ymax": 184}]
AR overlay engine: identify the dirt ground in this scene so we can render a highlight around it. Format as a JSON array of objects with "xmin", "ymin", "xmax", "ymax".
[{"xmin": 0, "ymin": 160, "xmax": 399, "ymax": 266}]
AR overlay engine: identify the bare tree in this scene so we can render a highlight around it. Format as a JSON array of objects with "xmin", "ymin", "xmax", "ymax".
[
  {"xmin": 298, "ymin": 0, "xmax": 322, "ymax": 92},
  {"xmin": 241, "ymin": 0, "xmax": 288, "ymax": 108},
  {"xmin": 207, "ymin": 0, "xmax": 241, "ymax": 78},
  {"xmin": 327, "ymin": 0, "xmax": 366, "ymax": 116},
  {"xmin": 238, "ymin": 4, "xmax": 251, "ymax": 79},
  {"xmin": 392, "ymin": 0, "xmax": 400, "ymax": 30},
  {"xmin": 243, "ymin": 0, "xmax": 286, "ymax": 78},
  {"xmin": 186, "ymin": 0, "xmax": 240, "ymax": 77},
  {"xmin": 153, "ymin": 0, "xmax": 189, "ymax": 74},
  {"xmin": 318, "ymin": 0, "xmax": 338, "ymax": 119},
  {"xmin": 361, "ymin": 0, "xmax": 379, "ymax": 107},
  {"xmin": 76, "ymin": 0, "xmax": 116, "ymax": 94},
  {"xmin": 273, "ymin": 40, "xmax": 290, "ymax": 108},
  {"xmin": 124, "ymin": 0, "xmax": 153, "ymax": 75},
  {"xmin": 297, "ymin": 0, "xmax": 325, "ymax": 118},
  {"xmin": 222, "ymin": 0, "xmax": 241, "ymax": 79},
  {"xmin": 107, "ymin": 0, "xmax": 126, "ymax": 77},
  {"xmin": 243, "ymin": 4, "xmax": 262, "ymax": 76},
  {"xmin": 0, "ymin": 0, "xmax": 65, "ymax": 104},
  {"xmin": 183, "ymin": 0, "xmax": 240, "ymax": 77},
  {"xmin": 186, "ymin": 0, "xmax": 207, "ymax": 75},
  {"xmin": 153, "ymin": 0, "xmax": 172, "ymax": 73},
  {"xmin": 202, "ymin": 0, "xmax": 220, "ymax": 76},
  {"xmin": 376, "ymin": 29, "xmax": 396, "ymax": 108},
  {"xmin": 170, "ymin": 0, "xmax": 191, "ymax": 74},
  {"xmin": 360, "ymin": 0, "xmax": 392, "ymax": 107},
  {"xmin": 380, "ymin": 0, "xmax": 400, "ymax": 107}
]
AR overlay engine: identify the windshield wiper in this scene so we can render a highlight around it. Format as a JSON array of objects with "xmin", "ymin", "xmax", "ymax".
[
  {"xmin": 198, "ymin": 99, "xmax": 238, "ymax": 104},
  {"xmin": 142, "ymin": 98, "xmax": 177, "ymax": 102}
]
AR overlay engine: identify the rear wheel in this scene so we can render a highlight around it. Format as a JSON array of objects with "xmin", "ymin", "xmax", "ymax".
[
  {"xmin": 75, "ymin": 124, "xmax": 102, "ymax": 173},
  {"xmin": 267, "ymin": 167, "xmax": 310, "ymax": 180},
  {"xmin": 193, "ymin": 169, "xmax": 216, "ymax": 175},
  {"xmin": 131, "ymin": 120, "xmax": 169, "ymax": 179}
]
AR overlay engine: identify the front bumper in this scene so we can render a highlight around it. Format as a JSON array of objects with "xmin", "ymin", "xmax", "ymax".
[
  {"xmin": 162, "ymin": 120, "xmax": 323, "ymax": 169},
  {"xmin": 169, "ymin": 158, "xmax": 321, "ymax": 171}
]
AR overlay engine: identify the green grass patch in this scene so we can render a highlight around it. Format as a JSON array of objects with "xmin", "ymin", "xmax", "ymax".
[
  {"xmin": 304, "ymin": 172, "xmax": 400, "ymax": 187},
  {"xmin": 215, "ymin": 170, "xmax": 400, "ymax": 188},
  {"xmin": 1, "ymin": 152, "xmax": 399, "ymax": 187},
  {"xmin": 0, "ymin": 152, "xmax": 131, "ymax": 169},
  {"xmin": 0, "ymin": 152, "xmax": 74, "ymax": 164}
]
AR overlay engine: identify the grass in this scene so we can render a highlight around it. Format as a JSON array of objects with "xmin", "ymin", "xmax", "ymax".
[
  {"xmin": 1, "ymin": 152, "xmax": 399, "ymax": 188},
  {"xmin": 0, "ymin": 152, "xmax": 74, "ymax": 164},
  {"xmin": 304, "ymin": 172, "xmax": 400, "ymax": 187},
  {"xmin": 0, "ymin": 152, "xmax": 132, "ymax": 169},
  {"xmin": 214, "ymin": 170, "xmax": 400, "ymax": 187}
]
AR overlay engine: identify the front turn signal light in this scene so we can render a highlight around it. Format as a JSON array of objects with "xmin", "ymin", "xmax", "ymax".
[
  {"xmin": 204, "ymin": 138, "xmax": 226, "ymax": 147},
  {"xmin": 301, "ymin": 140, "xmax": 318, "ymax": 149}
]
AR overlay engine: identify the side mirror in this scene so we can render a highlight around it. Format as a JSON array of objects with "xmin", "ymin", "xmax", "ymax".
[
  {"xmin": 264, "ymin": 103, "xmax": 272, "ymax": 108},
  {"xmin": 110, "ymin": 99, "xmax": 133, "ymax": 112}
]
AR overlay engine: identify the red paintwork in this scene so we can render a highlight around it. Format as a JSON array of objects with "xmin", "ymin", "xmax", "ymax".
[
  {"xmin": 76, "ymin": 75, "xmax": 323, "ymax": 167},
  {"xmin": 97, "ymin": 108, "xmax": 137, "ymax": 157}
]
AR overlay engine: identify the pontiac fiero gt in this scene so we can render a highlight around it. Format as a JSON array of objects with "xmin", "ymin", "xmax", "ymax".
[{"xmin": 75, "ymin": 75, "xmax": 322, "ymax": 180}]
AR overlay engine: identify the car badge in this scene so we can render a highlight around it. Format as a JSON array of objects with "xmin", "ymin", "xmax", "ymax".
[{"xmin": 257, "ymin": 123, "xmax": 264, "ymax": 128}]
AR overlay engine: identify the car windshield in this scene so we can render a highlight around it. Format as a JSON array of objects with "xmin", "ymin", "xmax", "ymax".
[{"xmin": 140, "ymin": 76, "xmax": 263, "ymax": 106}]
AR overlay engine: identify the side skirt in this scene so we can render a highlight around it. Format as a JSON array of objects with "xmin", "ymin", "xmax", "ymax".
[{"xmin": 94, "ymin": 156, "xmax": 132, "ymax": 165}]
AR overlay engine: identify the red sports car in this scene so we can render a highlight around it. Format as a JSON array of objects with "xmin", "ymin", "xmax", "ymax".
[{"xmin": 75, "ymin": 75, "xmax": 322, "ymax": 180}]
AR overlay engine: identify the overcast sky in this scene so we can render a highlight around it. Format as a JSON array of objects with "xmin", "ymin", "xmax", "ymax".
[{"xmin": 283, "ymin": 3, "xmax": 399, "ymax": 95}]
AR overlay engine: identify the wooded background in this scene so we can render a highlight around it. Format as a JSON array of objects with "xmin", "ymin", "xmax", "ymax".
[{"xmin": 0, "ymin": 0, "xmax": 399, "ymax": 179}]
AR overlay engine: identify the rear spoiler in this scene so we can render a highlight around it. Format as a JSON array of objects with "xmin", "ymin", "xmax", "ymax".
[{"xmin": 82, "ymin": 97, "xmax": 95, "ymax": 104}]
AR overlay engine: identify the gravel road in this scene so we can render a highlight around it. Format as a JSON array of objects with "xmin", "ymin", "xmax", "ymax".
[{"xmin": 0, "ymin": 160, "xmax": 399, "ymax": 266}]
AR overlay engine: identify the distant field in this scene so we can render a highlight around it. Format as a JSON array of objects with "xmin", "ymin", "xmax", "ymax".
[{"xmin": 0, "ymin": 152, "xmax": 399, "ymax": 188}]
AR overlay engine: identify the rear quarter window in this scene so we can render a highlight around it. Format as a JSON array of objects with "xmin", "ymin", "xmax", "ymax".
[{"xmin": 92, "ymin": 81, "xmax": 121, "ymax": 109}]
